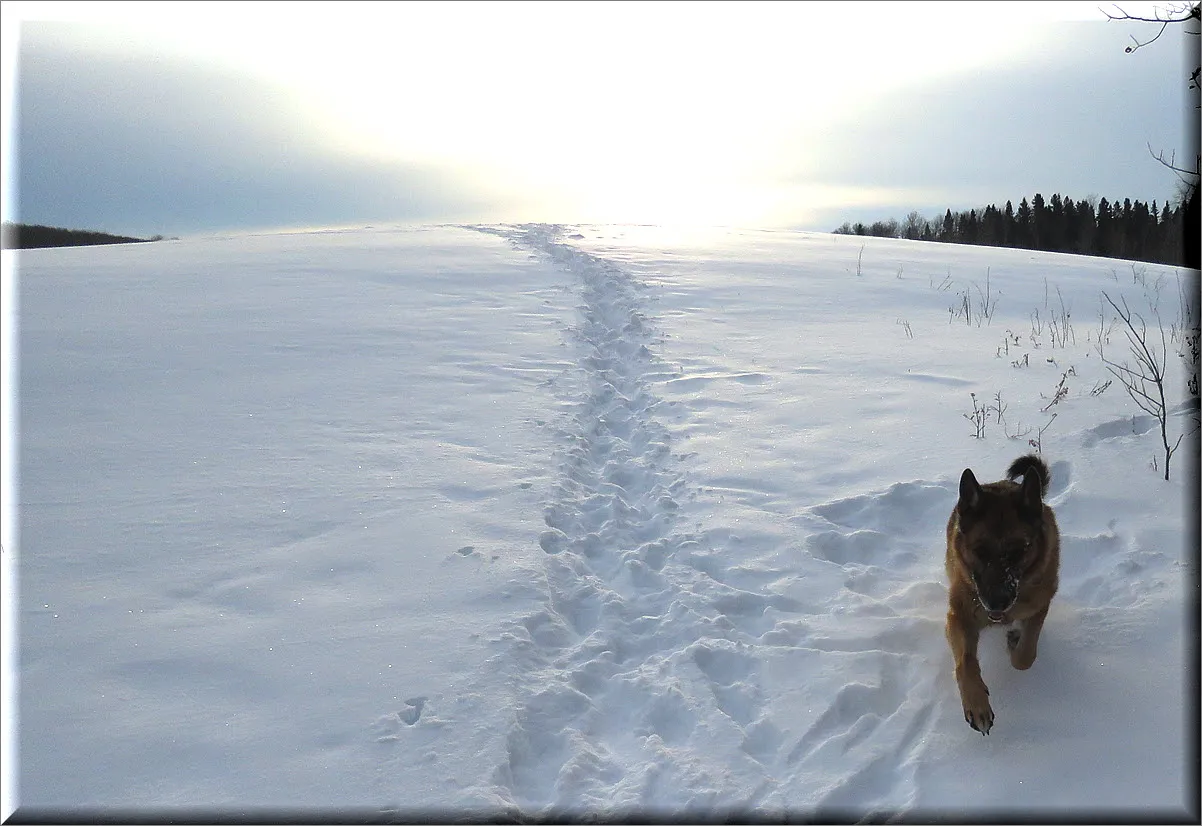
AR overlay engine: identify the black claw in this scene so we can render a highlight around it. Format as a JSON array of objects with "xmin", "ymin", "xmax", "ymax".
[{"xmin": 967, "ymin": 708, "xmax": 994, "ymax": 735}]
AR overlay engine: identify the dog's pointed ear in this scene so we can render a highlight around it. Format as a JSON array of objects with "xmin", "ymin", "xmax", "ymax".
[
  {"xmin": 958, "ymin": 468, "xmax": 981, "ymax": 512},
  {"xmin": 1020, "ymin": 468, "xmax": 1043, "ymax": 514}
]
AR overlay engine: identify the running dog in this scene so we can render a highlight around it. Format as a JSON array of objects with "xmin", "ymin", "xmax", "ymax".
[{"xmin": 945, "ymin": 454, "xmax": 1060, "ymax": 735}]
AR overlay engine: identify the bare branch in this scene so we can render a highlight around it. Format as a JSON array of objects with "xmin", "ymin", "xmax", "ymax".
[
  {"xmin": 1103, "ymin": 3, "xmax": 1202, "ymax": 72},
  {"xmin": 1148, "ymin": 144, "xmax": 1202, "ymax": 182},
  {"xmin": 1102, "ymin": 2, "xmax": 1200, "ymax": 26},
  {"xmin": 1128, "ymin": 19, "xmax": 1172, "ymax": 51},
  {"xmin": 1101, "ymin": 289, "xmax": 1184, "ymax": 480}
]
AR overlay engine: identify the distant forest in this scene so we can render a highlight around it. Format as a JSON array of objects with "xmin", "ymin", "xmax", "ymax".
[
  {"xmin": 833, "ymin": 193, "xmax": 1192, "ymax": 267},
  {"xmin": 1, "ymin": 222, "xmax": 161, "ymax": 250}
]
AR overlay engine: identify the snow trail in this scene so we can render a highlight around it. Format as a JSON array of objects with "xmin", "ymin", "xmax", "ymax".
[
  {"xmin": 466, "ymin": 225, "xmax": 948, "ymax": 819},
  {"xmin": 476, "ymin": 224, "xmax": 729, "ymax": 815}
]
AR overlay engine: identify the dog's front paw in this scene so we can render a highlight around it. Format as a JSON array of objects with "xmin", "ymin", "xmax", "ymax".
[{"xmin": 959, "ymin": 680, "xmax": 994, "ymax": 735}]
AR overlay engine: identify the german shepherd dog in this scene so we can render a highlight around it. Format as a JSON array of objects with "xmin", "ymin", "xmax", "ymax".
[{"xmin": 945, "ymin": 454, "xmax": 1059, "ymax": 735}]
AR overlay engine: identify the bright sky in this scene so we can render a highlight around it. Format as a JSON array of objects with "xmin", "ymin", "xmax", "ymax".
[{"xmin": 1, "ymin": 0, "xmax": 1193, "ymax": 234}]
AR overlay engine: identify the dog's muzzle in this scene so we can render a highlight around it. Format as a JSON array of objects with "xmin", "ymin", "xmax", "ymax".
[{"xmin": 973, "ymin": 573, "xmax": 1018, "ymax": 622}]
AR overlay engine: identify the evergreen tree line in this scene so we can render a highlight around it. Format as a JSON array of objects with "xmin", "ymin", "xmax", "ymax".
[
  {"xmin": 833, "ymin": 192, "xmax": 1190, "ymax": 266},
  {"xmin": 1, "ymin": 222, "xmax": 160, "ymax": 250}
]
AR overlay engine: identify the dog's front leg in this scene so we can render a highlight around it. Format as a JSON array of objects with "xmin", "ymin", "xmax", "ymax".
[
  {"xmin": 946, "ymin": 607, "xmax": 993, "ymax": 734},
  {"xmin": 1007, "ymin": 605, "xmax": 1049, "ymax": 670}
]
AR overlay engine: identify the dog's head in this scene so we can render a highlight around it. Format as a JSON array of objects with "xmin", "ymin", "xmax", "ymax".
[{"xmin": 955, "ymin": 466, "xmax": 1046, "ymax": 621}]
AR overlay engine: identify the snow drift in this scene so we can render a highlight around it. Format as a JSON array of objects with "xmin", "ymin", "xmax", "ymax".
[{"xmin": 4, "ymin": 224, "xmax": 1196, "ymax": 822}]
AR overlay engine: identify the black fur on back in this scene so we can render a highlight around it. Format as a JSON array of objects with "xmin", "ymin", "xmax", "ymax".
[{"xmin": 1006, "ymin": 454, "xmax": 1050, "ymax": 497}]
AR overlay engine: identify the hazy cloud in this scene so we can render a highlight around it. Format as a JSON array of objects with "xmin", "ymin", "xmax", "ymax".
[
  {"xmin": 16, "ymin": 23, "xmax": 500, "ymax": 236},
  {"xmin": 9, "ymin": 15, "xmax": 1196, "ymax": 236},
  {"xmin": 787, "ymin": 23, "xmax": 1190, "ymax": 225}
]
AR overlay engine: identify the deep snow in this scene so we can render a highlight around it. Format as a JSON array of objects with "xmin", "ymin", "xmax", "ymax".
[{"xmin": 2, "ymin": 224, "xmax": 1197, "ymax": 822}]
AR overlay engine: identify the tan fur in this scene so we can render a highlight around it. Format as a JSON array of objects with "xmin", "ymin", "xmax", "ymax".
[{"xmin": 944, "ymin": 454, "xmax": 1060, "ymax": 735}]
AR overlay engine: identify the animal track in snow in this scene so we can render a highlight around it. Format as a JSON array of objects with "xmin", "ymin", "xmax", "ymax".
[
  {"xmin": 772, "ymin": 481, "xmax": 948, "ymax": 804},
  {"xmin": 1081, "ymin": 414, "xmax": 1158, "ymax": 447},
  {"xmin": 784, "ymin": 670, "xmax": 907, "ymax": 769},
  {"xmin": 495, "ymin": 686, "xmax": 593, "ymax": 807},
  {"xmin": 781, "ymin": 653, "xmax": 938, "ymax": 812},
  {"xmin": 811, "ymin": 480, "xmax": 950, "ymax": 537},
  {"xmin": 806, "ymin": 528, "xmax": 891, "ymax": 566},
  {"xmin": 691, "ymin": 641, "xmax": 763, "ymax": 727},
  {"xmin": 472, "ymin": 224, "xmax": 740, "ymax": 815},
  {"xmin": 372, "ymin": 696, "xmax": 429, "ymax": 742},
  {"xmin": 803, "ymin": 480, "xmax": 951, "ymax": 613},
  {"xmin": 634, "ymin": 685, "xmax": 697, "ymax": 744},
  {"xmin": 1060, "ymin": 530, "xmax": 1174, "ymax": 610},
  {"xmin": 400, "ymin": 696, "xmax": 427, "ymax": 725}
]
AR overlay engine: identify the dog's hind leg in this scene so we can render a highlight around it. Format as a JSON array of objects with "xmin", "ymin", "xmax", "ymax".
[{"xmin": 1008, "ymin": 606, "xmax": 1049, "ymax": 670}]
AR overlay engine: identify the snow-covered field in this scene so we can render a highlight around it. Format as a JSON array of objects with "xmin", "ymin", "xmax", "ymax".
[{"xmin": 3, "ymin": 224, "xmax": 1197, "ymax": 822}]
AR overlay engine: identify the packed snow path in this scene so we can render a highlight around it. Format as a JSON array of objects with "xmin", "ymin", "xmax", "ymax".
[{"xmin": 466, "ymin": 226, "xmax": 960, "ymax": 818}]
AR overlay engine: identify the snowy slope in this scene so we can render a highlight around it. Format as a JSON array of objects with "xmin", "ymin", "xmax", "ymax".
[{"xmin": 4, "ymin": 224, "xmax": 1197, "ymax": 822}]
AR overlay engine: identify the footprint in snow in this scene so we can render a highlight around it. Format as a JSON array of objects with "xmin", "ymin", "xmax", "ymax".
[
  {"xmin": 784, "ymin": 654, "xmax": 921, "ymax": 772},
  {"xmin": 805, "ymin": 480, "xmax": 954, "ymax": 589},
  {"xmin": 811, "ymin": 480, "xmax": 951, "ymax": 537},
  {"xmin": 806, "ymin": 529, "xmax": 891, "ymax": 566},
  {"xmin": 1080, "ymin": 414, "xmax": 1157, "ymax": 447},
  {"xmin": 400, "ymin": 696, "xmax": 428, "ymax": 725},
  {"xmin": 691, "ymin": 641, "xmax": 766, "ymax": 731},
  {"xmin": 372, "ymin": 696, "xmax": 428, "ymax": 741},
  {"xmin": 1060, "ymin": 531, "xmax": 1171, "ymax": 609}
]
